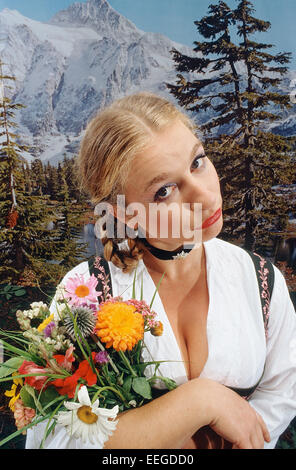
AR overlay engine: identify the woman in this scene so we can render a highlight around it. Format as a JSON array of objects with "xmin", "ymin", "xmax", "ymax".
[{"xmin": 26, "ymin": 92, "xmax": 296, "ymax": 449}]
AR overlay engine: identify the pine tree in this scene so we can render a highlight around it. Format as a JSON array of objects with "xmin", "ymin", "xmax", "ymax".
[
  {"xmin": 21, "ymin": 161, "xmax": 32, "ymax": 194},
  {"xmin": 0, "ymin": 60, "xmax": 74, "ymax": 285},
  {"xmin": 61, "ymin": 153, "xmax": 89, "ymax": 203},
  {"xmin": 53, "ymin": 165, "xmax": 88, "ymax": 267},
  {"xmin": 167, "ymin": 0, "xmax": 294, "ymax": 253},
  {"xmin": 46, "ymin": 164, "xmax": 60, "ymax": 201},
  {"xmin": 30, "ymin": 158, "xmax": 46, "ymax": 196}
]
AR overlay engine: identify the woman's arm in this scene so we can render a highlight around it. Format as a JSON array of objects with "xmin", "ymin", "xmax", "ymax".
[
  {"xmin": 104, "ymin": 377, "xmax": 270, "ymax": 449},
  {"xmin": 247, "ymin": 265, "xmax": 296, "ymax": 448},
  {"xmin": 25, "ymin": 375, "xmax": 269, "ymax": 449}
]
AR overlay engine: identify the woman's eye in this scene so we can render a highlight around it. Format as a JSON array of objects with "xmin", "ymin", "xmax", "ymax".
[
  {"xmin": 153, "ymin": 155, "xmax": 206, "ymax": 202},
  {"xmin": 191, "ymin": 155, "xmax": 206, "ymax": 170},
  {"xmin": 154, "ymin": 184, "xmax": 175, "ymax": 202}
]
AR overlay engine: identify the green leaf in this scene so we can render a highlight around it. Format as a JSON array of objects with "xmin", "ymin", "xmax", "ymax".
[
  {"xmin": 38, "ymin": 386, "xmax": 60, "ymax": 409},
  {"xmin": 20, "ymin": 385, "xmax": 36, "ymax": 409},
  {"xmin": 0, "ymin": 339, "xmax": 33, "ymax": 360},
  {"xmin": 132, "ymin": 267, "xmax": 137, "ymax": 299},
  {"xmin": 122, "ymin": 376, "xmax": 132, "ymax": 394},
  {"xmin": 14, "ymin": 289, "xmax": 26, "ymax": 297},
  {"xmin": 0, "ymin": 356, "xmax": 25, "ymax": 378},
  {"xmin": 132, "ymin": 377, "xmax": 152, "ymax": 400},
  {"xmin": 149, "ymin": 271, "xmax": 166, "ymax": 309},
  {"xmin": 134, "ymin": 362, "xmax": 148, "ymax": 376}
]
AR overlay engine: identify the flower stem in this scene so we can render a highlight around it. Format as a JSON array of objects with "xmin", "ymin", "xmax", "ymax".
[
  {"xmin": 118, "ymin": 350, "xmax": 138, "ymax": 378},
  {"xmin": 91, "ymin": 386, "xmax": 126, "ymax": 404}
]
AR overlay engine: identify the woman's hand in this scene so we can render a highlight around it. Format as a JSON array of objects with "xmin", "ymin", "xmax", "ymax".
[{"xmin": 202, "ymin": 379, "xmax": 271, "ymax": 449}]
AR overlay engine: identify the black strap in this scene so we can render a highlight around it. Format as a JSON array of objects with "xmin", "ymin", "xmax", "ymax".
[
  {"xmin": 243, "ymin": 249, "xmax": 275, "ymax": 337},
  {"xmin": 88, "ymin": 255, "xmax": 113, "ymax": 302}
]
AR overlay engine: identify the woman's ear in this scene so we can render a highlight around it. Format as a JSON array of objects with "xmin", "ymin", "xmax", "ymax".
[
  {"xmin": 112, "ymin": 205, "xmax": 140, "ymax": 231},
  {"xmin": 110, "ymin": 205, "xmax": 138, "ymax": 241}
]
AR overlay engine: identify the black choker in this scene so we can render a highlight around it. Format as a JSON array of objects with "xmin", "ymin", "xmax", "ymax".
[{"xmin": 140, "ymin": 236, "xmax": 197, "ymax": 261}]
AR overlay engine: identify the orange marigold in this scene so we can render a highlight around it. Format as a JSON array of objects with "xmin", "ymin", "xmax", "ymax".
[{"xmin": 95, "ymin": 301, "xmax": 144, "ymax": 352}]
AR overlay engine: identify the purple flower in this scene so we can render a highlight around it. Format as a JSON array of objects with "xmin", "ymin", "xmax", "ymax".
[
  {"xmin": 44, "ymin": 321, "xmax": 56, "ymax": 338},
  {"xmin": 94, "ymin": 350, "xmax": 109, "ymax": 364},
  {"xmin": 81, "ymin": 302, "xmax": 98, "ymax": 313}
]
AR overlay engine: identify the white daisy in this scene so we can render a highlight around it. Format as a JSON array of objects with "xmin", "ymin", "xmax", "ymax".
[{"xmin": 56, "ymin": 386, "xmax": 119, "ymax": 447}]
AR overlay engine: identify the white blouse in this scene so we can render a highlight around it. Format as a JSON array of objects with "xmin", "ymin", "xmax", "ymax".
[{"xmin": 26, "ymin": 237, "xmax": 296, "ymax": 449}]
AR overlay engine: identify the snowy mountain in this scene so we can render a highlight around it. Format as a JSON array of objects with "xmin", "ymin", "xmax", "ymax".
[
  {"xmin": 0, "ymin": 0, "xmax": 295, "ymax": 165},
  {"xmin": 0, "ymin": 0, "xmax": 195, "ymax": 164},
  {"xmin": 50, "ymin": 0, "xmax": 142, "ymax": 42}
]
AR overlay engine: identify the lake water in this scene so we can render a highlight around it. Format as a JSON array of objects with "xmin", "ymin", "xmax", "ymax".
[{"xmin": 77, "ymin": 223, "xmax": 104, "ymax": 259}]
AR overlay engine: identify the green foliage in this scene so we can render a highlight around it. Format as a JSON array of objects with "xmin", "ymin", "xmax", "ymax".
[
  {"xmin": 206, "ymin": 132, "xmax": 295, "ymax": 252},
  {"xmin": 131, "ymin": 377, "xmax": 152, "ymax": 400},
  {"xmin": 0, "ymin": 285, "xmax": 26, "ymax": 300},
  {"xmin": 0, "ymin": 357, "xmax": 25, "ymax": 379},
  {"xmin": 0, "ymin": 61, "xmax": 90, "ymax": 286}
]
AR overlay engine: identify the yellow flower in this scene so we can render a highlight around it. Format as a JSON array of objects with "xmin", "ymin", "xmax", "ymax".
[
  {"xmin": 150, "ymin": 321, "xmax": 164, "ymax": 337},
  {"xmin": 5, "ymin": 374, "xmax": 24, "ymax": 412},
  {"xmin": 95, "ymin": 301, "xmax": 144, "ymax": 352},
  {"xmin": 37, "ymin": 314, "xmax": 54, "ymax": 332}
]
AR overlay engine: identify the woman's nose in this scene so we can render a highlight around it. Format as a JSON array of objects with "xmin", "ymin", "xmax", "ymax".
[{"xmin": 183, "ymin": 174, "xmax": 216, "ymax": 208}]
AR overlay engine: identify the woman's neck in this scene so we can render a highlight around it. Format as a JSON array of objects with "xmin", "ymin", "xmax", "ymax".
[{"xmin": 142, "ymin": 242, "xmax": 205, "ymax": 283}]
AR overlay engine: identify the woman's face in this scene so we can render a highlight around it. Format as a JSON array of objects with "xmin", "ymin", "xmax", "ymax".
[{"xmin": 122, "ymin": 118, "xmax": 223, "ymax": 249}]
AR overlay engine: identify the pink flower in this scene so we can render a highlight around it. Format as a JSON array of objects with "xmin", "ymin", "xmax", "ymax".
[
  {"xmin": 14, "ymin": 399, "xmax": 36, "ymax": 434},
  {"xmin": 125, "ymin": 299, "xmax": 159, "ymax": 329},
  {"xmin": 64, "ymin": 273, "xmax": 101, "ymax": 307}
]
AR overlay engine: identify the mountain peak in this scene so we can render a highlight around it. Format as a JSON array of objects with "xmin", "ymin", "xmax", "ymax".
[
  {"xmin": 88, "ymin": 0, "xmax": 108, "ymax": 5},
  {"xmin": 0, "ymin": 8, "xmax": 32, "ymax": 25},
  {"xmin": 49, "ymin": 0, "xmax": 142, "ymax": 42}
]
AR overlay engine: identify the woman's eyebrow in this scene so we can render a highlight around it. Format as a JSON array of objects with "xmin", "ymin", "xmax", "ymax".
[{"xmin": 144, "ymin": 142, "xmax": 202, "ymax": 192}]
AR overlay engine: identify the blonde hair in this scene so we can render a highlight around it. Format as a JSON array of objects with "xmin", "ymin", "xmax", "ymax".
[{"xmin": 76, "ymin": 92, "xmax": 196, "ymax": 273}]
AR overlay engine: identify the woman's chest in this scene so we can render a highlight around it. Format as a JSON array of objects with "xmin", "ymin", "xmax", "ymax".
[
  {"xmin": 154, "ymin": 275, "xmax": 210, "ymax": 381},
  {"xmin": 118, "ymin": 260, "xmax": 266, "ymax": 389}
]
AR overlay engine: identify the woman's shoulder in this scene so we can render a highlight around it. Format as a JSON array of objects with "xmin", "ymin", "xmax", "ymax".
[
  {"xmin": 208, "ymin": 237, "xmax": 292, "ymax": 304},
  {"xmin": 206, "ymin": 236, "xmax": 260, "ymax": 255},
  {"xmin": 58, "ymin": 255, "xmax": 131, "ymax": 285},
  {"xmin": 205, "ymin": 236, "xmax": 257, "ymax": 270},
  {"xmin": 205, "ymin": 237, "xmax": 281, "ymax": 293},
  {"xmin": 207, "ymin": 236, "xmax": 274, "ymax": 268}
]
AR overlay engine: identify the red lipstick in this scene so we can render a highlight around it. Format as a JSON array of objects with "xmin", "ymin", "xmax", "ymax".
[{"xmin": 202, "ymin": 208, "xmax": 222, "ymax": 229}]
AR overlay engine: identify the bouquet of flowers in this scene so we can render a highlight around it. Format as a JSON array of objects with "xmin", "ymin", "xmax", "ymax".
[{"xmin": 0, "ymin": 262, "xmax": 176, "ymax": 448}]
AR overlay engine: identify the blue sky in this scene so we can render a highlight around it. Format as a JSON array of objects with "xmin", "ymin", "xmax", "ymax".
[{"xmin": 0, "ymin": 0, "xmax": 295, "ymax": 67}]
